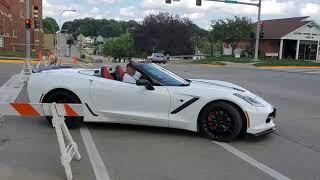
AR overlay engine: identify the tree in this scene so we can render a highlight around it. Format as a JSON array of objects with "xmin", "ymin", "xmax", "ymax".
[
  {"xmin": 42, "ymin": 17, "xmax": 59, "ymax": 34},
  {"xmin": 61, "ymin": 18, "xmax": 138, "ymax": 38},
  {"xmin": 103, "ymin": 34, "xmax": 135, "ymax": 59},
  {"xmin": 132, "ymin": 12, "xmax": 194, "ymax": 56},
  {"xmin": 210, "ymin": 16, "xmax": 253, "ymax": 55}
]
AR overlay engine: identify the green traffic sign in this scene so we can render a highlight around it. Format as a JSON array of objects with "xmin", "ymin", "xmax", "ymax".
[{"xmin": 225, "ymin": 0, "xmax": 237, "ymax": 4}]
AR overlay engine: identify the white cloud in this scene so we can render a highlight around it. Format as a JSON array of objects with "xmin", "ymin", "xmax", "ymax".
[
  {"xmin": 182, "ymin": 12, "xmax": 205, "ymax": 21},
  {"xmin": 141, "ymin": 0, "xmax": 295, "ymax": 16},
  {"xmin": 87, "ymin": 0, "xmax": 121, "ymax": 5},
  {"xmin": 300, "ymin": 3, "xmax": 320, "ymax": 16},
  {"xmin": 143, "ymin": 9, "xmax": 160, "ymax": 16},
  {"xmin": 120, "ymin": 6, "xmax": 135, "ymax": 17}
]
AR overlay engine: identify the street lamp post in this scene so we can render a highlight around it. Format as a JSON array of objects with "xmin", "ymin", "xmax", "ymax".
[{"xmin": 57, "ymin": 9, "xmax": 76, "ymax": 57}]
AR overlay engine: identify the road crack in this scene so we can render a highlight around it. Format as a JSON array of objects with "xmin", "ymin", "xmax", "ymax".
[{"xmin": 273, "ymin": 132, "xmax": 320, "ymax": 153}]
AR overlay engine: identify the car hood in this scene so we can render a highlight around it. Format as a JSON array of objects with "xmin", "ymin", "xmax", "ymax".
[{"xmin": 188, "ymin": 79, "xmax": 257, "ymax": 98}]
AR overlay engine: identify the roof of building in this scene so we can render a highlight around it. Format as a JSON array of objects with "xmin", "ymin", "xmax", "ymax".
[{"xmin": 256, "ymin": 16, "xmax": 311, "ymax": 39}]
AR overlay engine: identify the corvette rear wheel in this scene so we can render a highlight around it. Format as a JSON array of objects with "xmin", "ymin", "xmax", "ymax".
[
  {"xmin": 44, "ymin": 90, "xmax": 83, "ymax": 128},
  {"xmin": 199, "ymin": 102, "xmax": 242, "ymax": 142}
]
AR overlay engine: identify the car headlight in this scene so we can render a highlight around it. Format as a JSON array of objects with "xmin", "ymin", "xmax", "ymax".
[{"xmin": 233, "ymin": 93, "xmax": 265, "ymax": 107}]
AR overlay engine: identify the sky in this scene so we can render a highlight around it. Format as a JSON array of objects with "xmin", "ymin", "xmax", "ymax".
[{"xmin": 43, "ymin": 0, "xmax": 320, "ymax": 30}]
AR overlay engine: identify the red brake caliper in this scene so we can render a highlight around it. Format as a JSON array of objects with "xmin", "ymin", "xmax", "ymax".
[{"xmin": 208, "ymin": 114, "xmax": 214, "ymax": 126}]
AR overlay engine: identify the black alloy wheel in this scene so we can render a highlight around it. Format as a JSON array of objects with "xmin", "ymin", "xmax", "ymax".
[{"xmin": 200, "ymin": 102, "xmax": 242, "ymax": 142}]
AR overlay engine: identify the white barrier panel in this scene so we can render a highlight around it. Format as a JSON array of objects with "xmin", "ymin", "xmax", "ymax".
[{"xmin": 0, "ymin": 102, "xmax": 84, "ymax": 180}]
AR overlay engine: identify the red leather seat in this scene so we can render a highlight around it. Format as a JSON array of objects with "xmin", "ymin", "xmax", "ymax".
[
  {"xmin": 101, "ymin": 66, "xmax": 114, "ymax": 80},
  {"xmin": 115, "ymin": 65, "xmax": 125, "ymax": 81}
]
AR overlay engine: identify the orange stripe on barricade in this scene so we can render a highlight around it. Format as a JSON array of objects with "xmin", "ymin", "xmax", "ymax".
[
  {"xmin": 64, "ymin": 104, "xmax": 79, "ymax": 117},
  {"xmin": 10, "ymin": 103, "xmax": 41, "ymax": 116}
]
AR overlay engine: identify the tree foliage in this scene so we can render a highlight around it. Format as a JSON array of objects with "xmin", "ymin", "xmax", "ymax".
[
  {"xmin": 210, "ymin": 16, "xmax": 253, "ymax": 54},
  {"xmin": 42, "ymin": 17, "xmax": 59, "ymax": 34},
  {"xmin": 103, "ymin": 34, "xmax": 135, "ymax": 59},
  {"xmin": 62, "ymin": 18, "xmax": 139, "ymax": 38},
  {"xmin": 132, "ymin": 13, "xmax": 195, "ymax": 56}
]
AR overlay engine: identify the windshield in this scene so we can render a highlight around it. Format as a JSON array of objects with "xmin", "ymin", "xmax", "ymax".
[
  {"xmin": 153, "ymin": 53, "xmax": 164, "ymax": 57},
  {"xmin": 138, "ymin": 63, "xmax": 190, "ymax": 86}
]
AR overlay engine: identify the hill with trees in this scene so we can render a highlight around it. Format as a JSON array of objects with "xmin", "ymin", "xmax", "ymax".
[{"xmin": 62, "ymin": 18, "xmax": 139, "ymax": 38}]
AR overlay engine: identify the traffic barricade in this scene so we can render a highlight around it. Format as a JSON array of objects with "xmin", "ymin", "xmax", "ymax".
[{"xmin": 0, "ymin": 102, "xmax": 84, "ymax": 180}]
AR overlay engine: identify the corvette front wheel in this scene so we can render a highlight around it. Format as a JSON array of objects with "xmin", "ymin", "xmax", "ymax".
[{"xmin": 199, "ymin": 102, "xmax": 242, "ymax": 142}]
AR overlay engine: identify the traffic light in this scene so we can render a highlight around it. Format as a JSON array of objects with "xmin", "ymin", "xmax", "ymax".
[
  {"xmin": 259, "ymin": 22, "xmax": 264, "ymax": 38},
  {"xmin": 34, "ymin": 19, "xmax": 40, "ymax": 29},
  {"xmin": 25, "ymin": 19, "xmax": 31, "ymax": 29},
  {"xmin": 33, "ymin": 6, "xmax": 39, "ymax": 18},
  {"xmin": 196, "ymin": 0, "xmax": 202, "ymax": 6},
  {"xmin": 33, "ymin": 6, "xmax": 40, "ymax": 29}
]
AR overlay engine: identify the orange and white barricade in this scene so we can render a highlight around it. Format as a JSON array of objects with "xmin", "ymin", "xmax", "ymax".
[{"xmin": 0, "ymin": 102, "xmax": 83, "ymax": 180}]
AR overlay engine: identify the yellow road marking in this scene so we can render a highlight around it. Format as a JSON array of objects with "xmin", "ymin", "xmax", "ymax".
[
  {"xmin": 199, "ymin": 64, "xmax": 224, "ymax": 68},
  {"xmin": 257, "ymin": 66, "xmax": 320, "ymax": 69},
  {"xmin": 0, "ymin": 60, "xmax": 38, "ymax": 64}
]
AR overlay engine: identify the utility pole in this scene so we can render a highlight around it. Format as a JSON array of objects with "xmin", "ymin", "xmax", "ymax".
[
  {"xmin": 25, "ymin": 0, "xmax": 31, "ymax": 61},
  {"xmin": 254, "ymin": 0, "xmax": 262, "ymax": 61}
]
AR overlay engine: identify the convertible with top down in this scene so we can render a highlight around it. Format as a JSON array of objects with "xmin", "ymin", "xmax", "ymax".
[{"xmin": 27, "ymin": 62, "xmax": 276, "ymax": 142}]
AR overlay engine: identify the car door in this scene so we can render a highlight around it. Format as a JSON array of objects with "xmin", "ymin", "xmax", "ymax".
[{"xmin": 89, "ymin": 78, "xmax": 170, "ymax": 127}]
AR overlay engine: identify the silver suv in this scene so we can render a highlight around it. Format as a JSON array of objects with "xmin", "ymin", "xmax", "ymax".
[{"xmin": 148, "ymin": 53, "xmax": 167, "ymax": 64}]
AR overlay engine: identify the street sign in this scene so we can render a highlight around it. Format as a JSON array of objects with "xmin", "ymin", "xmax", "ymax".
[{"xmin": 225, "ymin": 0, "xmax": 237, "ymax": 4}]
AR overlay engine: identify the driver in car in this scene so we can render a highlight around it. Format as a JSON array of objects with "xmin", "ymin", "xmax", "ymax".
[{"xmin": 123, "ymin": 63, "xmax": 141, "ymax": 84}]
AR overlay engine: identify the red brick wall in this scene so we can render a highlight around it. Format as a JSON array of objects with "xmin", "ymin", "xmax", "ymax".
[
  {"xmin": 259, "ymin": 39, "xmax": 280, "ymax": 56},
  {"xmin": 0, "ymin": 0, "xmax": 43, "ymax": 53},
  {"xmin": 223, "ymin": 39, "xmax": 281, "ymax": 57},
  {"xmin": 0, "ymin": 0, "xmax": 13, "ymax": 51}
]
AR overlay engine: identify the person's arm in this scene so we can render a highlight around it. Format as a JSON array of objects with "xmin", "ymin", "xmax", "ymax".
[
  {"xmin": 133, "ymin": 71, "xmax": 141, "ymax": 80},
  {"xmin": 123, "ymin": 74, "xmax": 137, "ymax": 84}
]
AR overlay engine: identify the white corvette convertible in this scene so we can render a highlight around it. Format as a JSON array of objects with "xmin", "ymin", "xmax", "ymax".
[{"xmin": 28, "ymin": 62, "xmax": 276, "ymax": 142}]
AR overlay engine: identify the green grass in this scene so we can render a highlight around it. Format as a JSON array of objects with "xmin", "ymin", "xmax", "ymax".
[
  {"xmin": 255, "ymin": 59, "xmax": 320, "ymax": 67},
  {"xmin": 0, "ymin": 51, "xmax": 38, "ymax": 58},
  {"xmin": 193, "ymin": 56, "xmax": 253, "ymax": 64}
]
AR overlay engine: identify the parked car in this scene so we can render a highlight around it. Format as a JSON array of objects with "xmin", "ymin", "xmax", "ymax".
[{"xmin": 147, "ymin": 53, "xmax": 167, "ymax": 64}]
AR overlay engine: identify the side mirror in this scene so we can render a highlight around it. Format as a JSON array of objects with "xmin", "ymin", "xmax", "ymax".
[{"xmin": 136, "ymin": 79, "xmax": 154, "ymax": 90}]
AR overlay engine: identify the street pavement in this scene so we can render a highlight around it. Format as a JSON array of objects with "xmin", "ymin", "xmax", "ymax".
[
  {"xmin": 268, "ymin": 68, "xmax": 320, "ymax": 75},
  {"xmin": 0, "ymin": 62, "xmax": 320, "ymax": 180}
]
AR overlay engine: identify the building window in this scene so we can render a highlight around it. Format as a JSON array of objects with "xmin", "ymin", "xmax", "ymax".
[
  {"xmin": 20, "ymin": 9, "xmax": 24, "ymax": 18},
  {"xmin": 13, "ymin": 29, "xmax": 17, "ymax": 38},
  {"xmin": 0, "ymin": 37, "xmax": 4, "ymax": 48}
]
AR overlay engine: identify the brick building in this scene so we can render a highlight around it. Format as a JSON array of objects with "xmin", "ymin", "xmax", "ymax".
[
  {"xmin": 223, "ymin": 17, "xmax": 320, "ymax": 61},
  {"xmin": 0, "ymin": 0, "xmax": 43, "ymax": 53}
]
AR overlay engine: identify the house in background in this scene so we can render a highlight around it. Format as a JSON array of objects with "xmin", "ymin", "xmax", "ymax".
[{"xmin": 223, "ymin": 17, "xmax": 320, "ymax": 61}]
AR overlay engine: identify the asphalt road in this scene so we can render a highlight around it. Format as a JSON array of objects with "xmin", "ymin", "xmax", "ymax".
[{"xmin": 0, "ymin": 62, "xmax": 320, "ymax": 180}]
